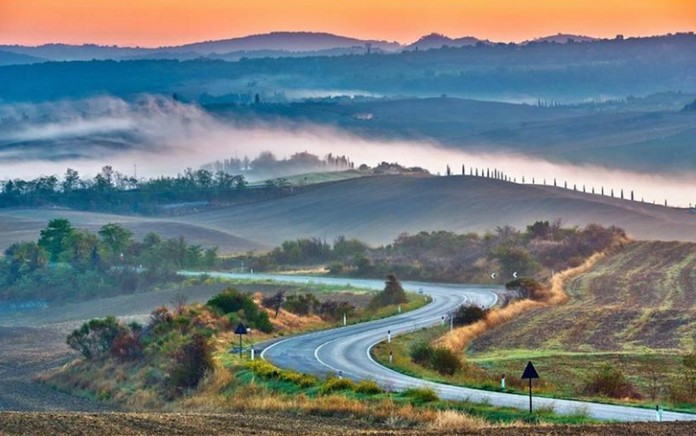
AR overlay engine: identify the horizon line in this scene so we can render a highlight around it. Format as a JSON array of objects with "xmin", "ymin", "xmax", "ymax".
[{"xmin": 2, "ymin": 29, "xmax": 695, "ymax": 50}]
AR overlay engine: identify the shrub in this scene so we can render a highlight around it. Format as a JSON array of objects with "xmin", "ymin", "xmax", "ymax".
[
  {"xmin": 505, "ymin": 277, "xmax": 547, "ymax": 301},
  {"xmin": 583, "ymin": 365, "xmax": 641, "ymax": 399},
  {"xmin": 167, "ymin": 333, "xmax": 214, "ymax": 393},
  {"xmin": 318, "ymin": 300, "xmax": 355, "ymax": 321},
  {"xmin": 207, "ymin": 288, "xmax": 273, "ymax": 333},
  {"xmin": 283, "ymin": 293, "xmax": 321, "ymax": 316},
  {"xmin": 403, "ymin": 386, "xmax": 439, "ymax": 404},
  {"xmin": 320, "ymin": 377, "xmax": 356, "ymax": 394},
  {"xmin": 430, "ymin": 347, "xmax": 463, "ymax": 376},
  {"xmin": 409, "ymin": 342, "xmax": 435, "ymax": 366},
  {"xmin": 67, "ymin": 316, "xmax": 123, "ymax": 360},
  {"xmin": 110, "ymin": 330, "xmax": 143, "ymax": 361},
  {"xmin": 354, "ymin": 380, "xmax": 383, "ymax": 394},
  {"xmin": 369, "ymin": 274, "xmax": 408, "ymax": 309},
  {"xmin": 452, "ymin": 304, "xmax": 488, "ymax": 327}
]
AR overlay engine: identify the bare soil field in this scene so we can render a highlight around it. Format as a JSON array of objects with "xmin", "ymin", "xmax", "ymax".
[{"xmin": 1, "ymin": 412, "xmax": 695, "ymax": 435}]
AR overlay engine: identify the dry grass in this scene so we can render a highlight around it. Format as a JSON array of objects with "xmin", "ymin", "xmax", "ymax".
[
  {"xmin": 428, "ymin": 410, "xmax": 488, "ymax": 431},
  {"xmin": 438, "ymin": 249, "xmax": 610, "ymax": 352}
]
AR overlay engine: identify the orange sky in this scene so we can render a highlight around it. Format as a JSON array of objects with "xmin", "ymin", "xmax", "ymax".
[{"xmin": 1, "ymin": 0, "xmax": 694, "ymax": 47}]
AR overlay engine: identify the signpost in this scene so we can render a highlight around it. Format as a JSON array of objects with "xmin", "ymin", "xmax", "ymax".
[
  {"xmin": 235, "ymin": 322, "xmax": 248, "ymax": 359},
  {"xmin": 521, "ymin": 361, "xmax": 539, "ymax": 414}
]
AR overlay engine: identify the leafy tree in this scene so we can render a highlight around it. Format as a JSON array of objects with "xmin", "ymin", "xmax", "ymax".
[
  {"xmin": 369, "ymin": 274, "xmax": 408, "ymax": 309},
  {"xmin": 38, "ymin": 218, "xmax": 75, "ymax": 261},
  {"xmin": 3, "ymin": 242, "xmax": 48, "ymax": 284},
  {"xmin": 98, "ymin": 223, "xmax": 133, "ymax": 261}
]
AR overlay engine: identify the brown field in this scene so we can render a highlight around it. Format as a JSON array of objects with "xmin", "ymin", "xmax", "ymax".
[
  {"xmin": 469, "ymin": 241, "xmax": 696, "ymax": 354},
  {"xmin": 1, "ymin": 412, "xmax": 695, "ymax": 435},
  {"xmin": 5, "ymin": 175, "xmax": 696, "ymax": 255}
]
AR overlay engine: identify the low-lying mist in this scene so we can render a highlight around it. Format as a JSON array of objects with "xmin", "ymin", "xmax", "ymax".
[{"xmin": 1, "ymin": 95, "xmax": 696, "ymax": 207}]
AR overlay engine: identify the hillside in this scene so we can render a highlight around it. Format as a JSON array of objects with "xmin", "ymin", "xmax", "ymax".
[
  {"xmin": 4, "ymin": 175, "xmax": 696, "ymax": 254},
  {"xmin": 175, "ymin": 175, "xmax": 696, "ymax": 247},
  {"xmin": 469, "ymin": 240, "xmax": 696, "ymax": 353},
  {"xmin": 0, "ymin": 209, "xmax": 267, "ymax": 255}
]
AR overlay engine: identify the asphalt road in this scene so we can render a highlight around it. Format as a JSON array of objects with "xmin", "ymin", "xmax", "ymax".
[{"xmin": 204, "ymin": 273, "xmax": 696, "ymax": 423}]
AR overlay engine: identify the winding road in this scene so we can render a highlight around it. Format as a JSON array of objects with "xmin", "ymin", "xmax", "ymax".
[{"xmin": 206, "ymin": 273, "xmax": 696, "ymax": 422}]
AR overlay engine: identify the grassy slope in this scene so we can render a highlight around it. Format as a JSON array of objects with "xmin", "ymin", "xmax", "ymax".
[
  {"xmin": 463, "ymin": 240, "xmax": 696, "ymax": 404},
  {"xmin": 470, "ymin": 240, "xmax": 696, "ymax": 354}
]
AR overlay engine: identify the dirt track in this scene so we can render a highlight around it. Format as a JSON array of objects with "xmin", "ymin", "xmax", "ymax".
[{"xmin": 1, "ymin": 412, "xmax": 695, "ymax": 435}]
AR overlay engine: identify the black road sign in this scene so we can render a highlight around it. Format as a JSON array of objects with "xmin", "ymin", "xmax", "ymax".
[
  {"xmin": 521, "ymin": 361, "xmax": 539, "ymax": 414},
  {"xmin": 521, "ymin": 361, "xmax": 539, "ymax": 379},
  {"xmin": 235, "ymin": 323, "xmax": 248, "ymax": 335},
  {"xmin": 235, "ymin": 323, "xmax": 248, "ymax": 358}
]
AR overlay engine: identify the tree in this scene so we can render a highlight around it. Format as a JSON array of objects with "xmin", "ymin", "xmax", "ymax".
[
  {"xmin": 98, "ymin": 223, "xmax": 133, "ymax": 262},
  {"xmin": 4, "ymin": 241, "xmax": 47, "ymax": 283},
  {"xmin": 452, "ymin": 304, "xmax": 488, "ymax": 326},
  {"xmin": 38, "ymin": 218, "xmax": 75, "ymax": 261},
  {"xmin": 62, "ymin": 168, "xmax": 80, "ymax": 192},
  {"xmin": 168, "ymin": 333, "xmax": 214, "ymax": 392},
  {"xmin": 261, "ymin": 290, "xmax": 286, "ymax": 318},
  {"xmin": 369, "ymin": 274, "xmax": 408, "ymax": 309},
  {"xmin": 66, "ymin": 316, "xmax": 123, "ymax": 360}
]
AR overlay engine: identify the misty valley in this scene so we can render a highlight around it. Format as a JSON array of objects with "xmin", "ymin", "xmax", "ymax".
[{"xmin": 1, "ymin": 23, "xmax": 696, "ymax": 435}]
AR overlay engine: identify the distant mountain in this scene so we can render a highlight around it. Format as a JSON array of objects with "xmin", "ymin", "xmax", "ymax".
[
  {"xmin": 0, "ymin": 32, "xmax": 401, "ymax": 64},
  {"xmin": 528, "ymin": 33, "xmax": 599, "ymax": 44},
  {"xmin": 168, "ymin": 31, "xmax": 401, "ymax": 54},
  {"xmin": 0, "ymin": 49, "xmax": 45, "ymax": 66},
  {"xmin": 406, "ymin": 33, "xmax": 486, "ymax": 50},
  {"xmin": 0, "ymin": 43, "xmax": 149, "ymax": 62}
]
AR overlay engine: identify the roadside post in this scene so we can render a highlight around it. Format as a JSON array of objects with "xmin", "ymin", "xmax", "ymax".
[
  {"xmin": 501, "ymin": 373, "xmax": 506, "ymax": 389},
  {"xmin": 389, "ymin": 351, "xmax": 393, "ymax": 365},
  {"xmin": 343, "ymin": 313, "xmax": 347, "ymax": 326},
  {"xmin": 387, "ymin": 329, "xmax": 391, "ymax": 343},
  {"xmin": 250, "ymin": 347, "xmax": 255, "ymax": 361},
  {"xmin": 235, "ymin": 323, "xmax": 248, "ymax": 359},
  {"xmin": 521, "ymin": 361, "xmax": 540, "ymax": 414}
]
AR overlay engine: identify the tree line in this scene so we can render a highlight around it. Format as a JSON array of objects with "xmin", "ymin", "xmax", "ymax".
[{"xmin": 0, "ymin": 218, "xmax": 219, "ymax": 302}]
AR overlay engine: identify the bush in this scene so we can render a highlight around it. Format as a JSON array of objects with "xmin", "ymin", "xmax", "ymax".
[
  {"xmin": 505, "ymin": 277, "xmax": 547, "ymax": 301},
  {"xmin": 67, "ymin": 316, "xmax": 123, "ymax": 360},
  {"xmin": 452, "ymin": 304, "xmax": 488, "ymax": 327},
  {"xmin": 207, "ymin": 288, "xmax": 273, "ymax": 333},
  {"xmin": 369, "ymin": 274, "xmax": 408, "ymax": 309},
  {"xmin": 320, "ymin": 377, "xmax": 356, "ymax": 394},
  {"xmin": 403, "ymin": 386, "xmax": 439, "ymax": 404},
  {"xmin": 246, "ymin": 360, "xmax": 318, "ymax": 387},
  {"xmin": 283, "ymin": 293, "xmax": 321, "ymax": 316},
  {"xmin": 318, "ymin": 299, "xmax": 355, "ymax": 321},
  {"xmin": 430, "ymin": 347, "xmax": 463, "ymax": 375},
  {"xmin": 583, "ymin": 365, "xmax": 641, "ymax": 399},
  {"xmin": 167, "ymin": 333, "xmax": 214, "ymax": 393},
  {"xmin": 354, "ymin": 380, "xmax": 383, "ymax": 394},
  {"xmin": 409, "ymin": 342, "xmax": 435, "ymax": 366}
]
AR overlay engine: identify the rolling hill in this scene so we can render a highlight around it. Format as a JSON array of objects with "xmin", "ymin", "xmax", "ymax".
[
  {"xmin": 5, "ymin": 175, "xmax": 696, "ymax": 254},
  {"xmin": 174, "ymin": 175, "xmax": 696, "ymax": 248}
]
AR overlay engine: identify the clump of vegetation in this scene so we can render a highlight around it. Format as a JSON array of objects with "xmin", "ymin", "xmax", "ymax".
[
  {"xmin": 452, "ymin": 304, "xmax": 488, "ymax": 327},
  {"xmin": 282, "ymin": 293, "xmax": 321, "ymax": 316},
  {"xmin": 369, "ymin": 274, "xmax": 408, "ymax": 309},
  {"xmin": 409, "ymin": 341, "xmax": 463, "ymax": 376},
  {"xmin": 354, "ymin": 380, "xmax": 383, "ymax": 394},
  {"xmin": 207, "ymin": 288, "xmax": 273, "ymax": 333},
  {"xmin": 0, "ymin": 218, "xmax": 219, "ymax": 303},
  {"xmin": 505, "ymin": 277, "xmax": 548, "ymax": 301},
  {"xmin": 403, "ymin": 386, "xmax": 439, "ymax": 404},
  {"xmin": 320, "ymin": 377, "xmax": 357, "ymax": 394},
  {"xmin": 583, "ymin": 365, "xmax": 640, "ymax": 399}
]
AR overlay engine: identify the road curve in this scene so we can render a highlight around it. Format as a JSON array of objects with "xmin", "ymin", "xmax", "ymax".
[{"xmin": 204, "ymin": 272, "xmax": 696, "ymax": 422}]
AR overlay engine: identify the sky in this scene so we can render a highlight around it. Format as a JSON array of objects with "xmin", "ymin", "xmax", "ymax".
[{"xmin": 1, "ymin": 0, "xmax": 694, "ymax": 47}]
